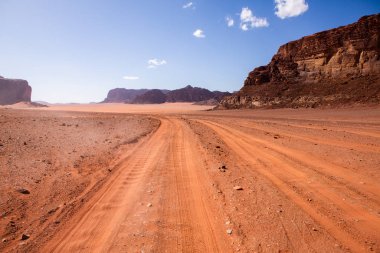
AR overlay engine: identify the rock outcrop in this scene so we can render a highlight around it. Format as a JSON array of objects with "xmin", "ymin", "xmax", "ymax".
[
  {"xmin": 103, "ymin": 88, "xmax": 150, "ymax": 103},
  {"xmin": 219, "ymin": 14, "xmax": 380, "ymax": 109},
  {"xmin": 0, "ymin": 76, "xmax": 32, "ymax": 105},
  {"xmin": 166, "ymin": 85, "xmax": 217, "ymax": 102},
  {"xmin": 104, "ymin": 86, "xmax": 231, "ymax": 104},
  {"xmin": 103, "ymin": 88, "xmax": 171, "ymax": 103},
  {"xmin": 132, "ymin": 89, "xmax": 167, "ymax": 104}
]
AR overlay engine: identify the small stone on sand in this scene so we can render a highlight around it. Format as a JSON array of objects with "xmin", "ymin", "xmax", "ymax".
[
  {"xmin": 21, "ymin": 234, "xmax": 30, "ymax": 240},
  {"xmin": 17, "ymin": 188, "xmax": 30, "ymax": 194}
]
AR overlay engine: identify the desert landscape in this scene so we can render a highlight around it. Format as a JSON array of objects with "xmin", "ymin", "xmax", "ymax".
[
  {"xmin": 0, "ymin": 104, "xmax": 379, "ymax": 252},
  {"xmin": 1, "ymin": 1, "xmax": 380, "ymax": 252}
]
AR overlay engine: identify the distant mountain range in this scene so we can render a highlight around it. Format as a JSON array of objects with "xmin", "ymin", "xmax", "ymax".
[
  {"xmin": 103, "ymin": 85, "xmax": 231, "ymax": 104},
  {"xmin": 103, "ymin": 88, "xmax": 170, "ymax": 103}
]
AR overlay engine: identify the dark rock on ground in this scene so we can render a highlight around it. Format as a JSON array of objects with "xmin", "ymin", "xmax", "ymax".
[
  {"xmin": 21, "ymin": 234, "xmax": 30, "ymax": 241},
  {"xmin": 16, "ymin": 188, "xmax": 30, "ymax": 194}
]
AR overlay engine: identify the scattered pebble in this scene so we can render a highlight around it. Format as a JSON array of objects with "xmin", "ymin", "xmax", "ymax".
[
  {"xmin": 48, "ymin": 207, "xmax": 59, "ymax": 215},
  {"xmin": 219, "ymin": 165, "xmax": 227, "ymax": 172},
  {"xmin": 312, "ymin": 227, "xmax": 318, "ymax": 231},
  {"xmin": 233, "ymin": 186, "xmax": 243, "ymax": 191},
  {"xmin": 17, "ymin": 188, "xmax": 30, "ymax": 195},
  {"xmin": 21, "ymin": 234, "xmax": 30, "ymax": 240},
  {"xmin": 147, "ymin": 203, "xmax": 152, "ymax": 207},
  {"xmin": 226, "ymin": 229, "xmax": 233, "ymax": 235},
  {"xmin": 2, "ymin": 238, "xmax": 7, "ymax": 243}
]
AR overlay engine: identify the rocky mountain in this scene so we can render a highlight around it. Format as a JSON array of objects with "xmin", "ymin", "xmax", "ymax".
[
  {"xmin": 103, "ymin": 88, "xmax": 170, "ymax": 103},
  {"xmin": 0, "ymin": 76, "xmax": 32, "ymax": 105},
  {"xmin": 131, "ymin": 89, "xmax": 167, "ymax": 104},
  {"xmin": 219, "ymin": 14, "xmax": 380, "ymax": 109},
  {"xmin": 104, "ymin": 85, "xmax": 231, "ymax": 104},
  {"xmin": 212, "ymin": 91, "xmax": 233, "ymax": 101},
  {"xmin": 103, "ymin": 88, "xmax": 149, "ymax": 103},
  {"xmin": 166, "ymin": 85, "xmax": 220, "ymax": 102}
]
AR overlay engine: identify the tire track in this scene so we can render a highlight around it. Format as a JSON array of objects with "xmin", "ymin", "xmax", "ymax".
[
  {"xmin": 201, "ymin": 120, "xmax": 380, "ymax": 204},
  {"xmin": 198, "ymin": 119, "xmax": 380, "ymax": 252},
  {"xmin": 43, "ymin": 118, "xmax": 228, "ymax": 253}
]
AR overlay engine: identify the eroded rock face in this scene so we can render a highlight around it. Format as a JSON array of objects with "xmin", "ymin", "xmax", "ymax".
[
  {"xmin": 245, "ymin": 14, "xmax": 380, "ymax": 86},
  {"xmin": 0, "ymin": 76, "xmax": 32, "ymax": 105},
  {"xmin": 131, "ymin": 89, "xmax": 167, "ymax": 104},
  {"xmin": 103, "ymin": 88, "xmax": 149, "ymax": 103},
  {"xmin": 166, "ymin": 85, "xmax": 216, "ymax": 102},
  {"xmin": 220, "ymin": 14, "xmax": 380, "ymax": 109}
]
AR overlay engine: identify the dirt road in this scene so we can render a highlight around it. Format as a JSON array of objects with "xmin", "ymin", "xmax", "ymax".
[
  {"xmin": 3, "ymin": 106, "xmax": 380, "ymax": 252},
  {"xmin": 43, "ymin": 117, "xmax": 229, "ymax": 252}
]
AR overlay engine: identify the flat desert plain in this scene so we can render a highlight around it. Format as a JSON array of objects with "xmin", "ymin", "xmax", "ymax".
[{"xmin": 1, "ymin": 103, "xmax": 380, "ymax": 252}]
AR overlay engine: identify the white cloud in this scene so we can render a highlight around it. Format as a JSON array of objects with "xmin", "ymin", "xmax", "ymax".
[
  {"xmin": 123, "ymin": 76, "xmax": 139, "ymax": 80},
  {"xmin": 240, "ymin": 7, "xmax": 269, "ymax": 31},
  {"xmin": 193, "ymin": 29, "xmax": 205, "ymax": 38},
  {"xmin": 147, "ymin": 58, "xmax": 167, "ymax": 69},
  {"xmin": 274, "ymin": 0, "xmax": 309, "ymax": 19},
  {"xmin": 183, "ymin": 2, "xmax": 194, "ymax": 9},
  {"xmin": 226, "ymin": 16, "xmax": 234, "ymax": 27}
]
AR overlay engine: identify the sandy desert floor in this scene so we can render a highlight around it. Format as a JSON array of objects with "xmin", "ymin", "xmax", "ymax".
[{"xmin": 1, "ymin": 103, "xmax": 379, "ymax": 252}]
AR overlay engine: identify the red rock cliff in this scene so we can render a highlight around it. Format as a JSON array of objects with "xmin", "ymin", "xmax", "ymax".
[
  {"xmin": 0, "ymin": 76, "xmax": 32, "ymax": 105},
  {"xmin": 219, "ymin": 14, "xmax": 380, "ymax": 109},
  {"xmin": 246, "ymin": 14, "xmax": 379, "ymax": 86}
]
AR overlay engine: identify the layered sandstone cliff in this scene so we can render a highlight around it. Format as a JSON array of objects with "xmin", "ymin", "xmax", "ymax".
[
  {"xmin": 219, "ymin": 14, "xmax": 380, "ymax": 109},
  {"xmin": 0, "ymin": 76, "xmax": 32, "ymax": 105}
]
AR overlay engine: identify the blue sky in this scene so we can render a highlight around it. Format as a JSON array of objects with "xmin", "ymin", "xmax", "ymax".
[{"xmin": 0, "ymin": 0, "xmax": 379, "ymax": 103}]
